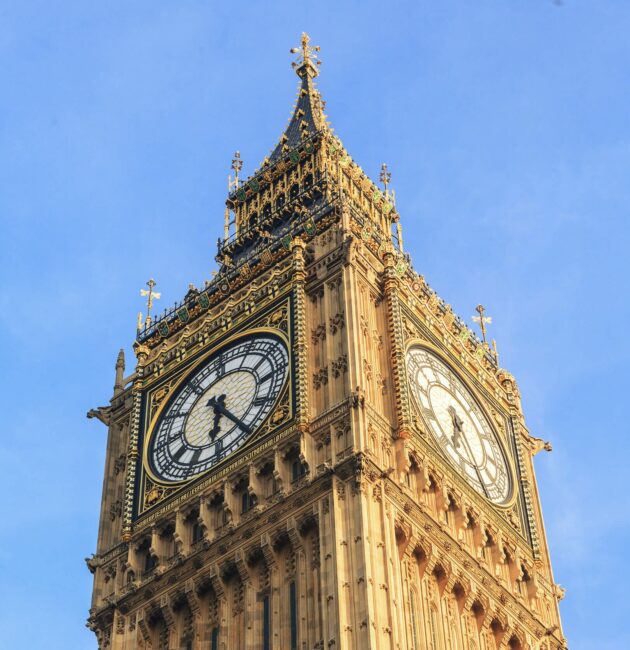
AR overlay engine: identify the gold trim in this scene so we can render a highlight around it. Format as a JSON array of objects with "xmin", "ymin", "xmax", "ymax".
[
  {"xmin": 141, "ymin": 326, "xmax": 292, "ymax": 488},
  {"xmin": 404, "ymin": 338, "xmax": 518, "ymax": 509}
]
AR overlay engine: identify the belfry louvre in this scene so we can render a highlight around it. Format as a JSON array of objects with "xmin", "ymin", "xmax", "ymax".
[{"xmin": 87, "ymin": 33, "xmax": 566, "ymax": 650}]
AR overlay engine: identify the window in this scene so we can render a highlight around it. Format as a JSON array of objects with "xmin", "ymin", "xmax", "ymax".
[
  {"xmin": 291, "ymin": 460, "xmax": 305, "ymax": 482},
  {"xmin": 144, "ymin": 552, "xmax": 157, "ymax": 574},
  {"xmin": 263, "ymin": 594, "xmax": 271, "ymax": 650},
  {"xmin": 241, "ymin": 491, "xmax": 256, "ymax": 514},
  {"xmin": 210, "ymin": 627, "xmax": 219, "ymax": 650},
  {"xmin": 289, "ymin": 580, "xmax": 298, "ymax": 650},
  {"xmin": 192, "ymin": 521, "xmax": 204, "ymax": 544}
]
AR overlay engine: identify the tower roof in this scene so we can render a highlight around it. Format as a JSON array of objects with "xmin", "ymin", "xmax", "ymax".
[{"xmin": 267, "ymin": 33, "xmax": 327, "ymax": 164}]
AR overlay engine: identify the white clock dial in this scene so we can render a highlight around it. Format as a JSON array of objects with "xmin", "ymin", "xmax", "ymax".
[
  {"xmin": 406, "ymin": 346, "xmax": 512, "ymax": 504},
  {"xmin": 147, "ymin": 333, "xmax": 289, "ymax": 483}
]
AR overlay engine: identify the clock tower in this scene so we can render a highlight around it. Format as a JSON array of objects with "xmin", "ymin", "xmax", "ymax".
[{"xmin": 87, "ymin": 34, "xmax": 566, "ymax": 650}]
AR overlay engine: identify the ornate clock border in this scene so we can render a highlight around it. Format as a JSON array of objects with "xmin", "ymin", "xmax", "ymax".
[{"xmin": 127, "ymin": 293, "xmax": 298, "ymax": 531}]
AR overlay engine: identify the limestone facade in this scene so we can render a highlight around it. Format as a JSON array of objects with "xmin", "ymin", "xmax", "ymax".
[{"xmin": 87, "ymin": 34, "xmax": 566, "ymax": 650}]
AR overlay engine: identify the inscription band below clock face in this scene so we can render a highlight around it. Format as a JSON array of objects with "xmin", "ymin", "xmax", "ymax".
[
  {"xmin": 147, "ymin": 333, "xmax": 289, "ymax": 483},
  {"xmin": 406, "ymin": 346, "xmax": 512, "ymax": 505}
]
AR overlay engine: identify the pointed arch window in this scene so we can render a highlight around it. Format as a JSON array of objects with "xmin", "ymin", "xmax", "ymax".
[
  {"xmin": 289, "ymin": 580, "xmax": 298, "ymax": 650},
  {"xmin": 263, "ymin": 593, "xmax": 271, "ymax": 650}
]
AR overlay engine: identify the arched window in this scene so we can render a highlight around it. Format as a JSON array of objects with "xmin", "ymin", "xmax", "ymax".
[
  {"xmin": 289, "ymin": 580, "xmax": 298, "ymax": 650},
  {"xmin": 191, "ymin": 520, "xmax": 204, "ymax": 544}
]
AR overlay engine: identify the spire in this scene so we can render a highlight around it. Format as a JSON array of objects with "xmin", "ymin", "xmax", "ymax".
[
  {"xmin": 114, "ymin": 348, "xmax": 125, "ymax": 395},
  {"xmin": 267, "ymin": 33, "xmax": 327, "ymax": 164}
]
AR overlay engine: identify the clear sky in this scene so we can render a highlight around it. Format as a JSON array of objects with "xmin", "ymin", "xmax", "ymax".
[{"xmin": 1, "ymin": 2, "xmax": 628, "ymax": 648}]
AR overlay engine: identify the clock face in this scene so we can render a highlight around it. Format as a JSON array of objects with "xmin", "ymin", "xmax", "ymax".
[
  {"xmin": 406, "ymin": 346, "xmax": 512, "ymax": 505},
  {"xmin": 147, "ymin": 333, "xmax": 289, "ymax": 483}
]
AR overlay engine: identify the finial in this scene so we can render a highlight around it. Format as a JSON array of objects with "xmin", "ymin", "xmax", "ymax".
[
  {"xmin": 492, "ymin": 339, "xmax": 499, "ymax": 366},
  {"xmin": 380, "ymin": 163, "xmax": 392, "ymax": 194},
  {"xmin": 138, "ymin": 278, "xmax": 161, "ymax": 331},
  {"xmin": 114, "ymin": 348, "xmax": 125, "ymax": 394},
  {"xmin": 472, "ymin": 304, "xmax": 492, "ymax": 344},
  {"xmin": 290, "ymin": 32, "xmax": 321, "ymax": 77},
  {"xmin": 229, "ymin": 151, "xmax": 243, "ymax": 190}
]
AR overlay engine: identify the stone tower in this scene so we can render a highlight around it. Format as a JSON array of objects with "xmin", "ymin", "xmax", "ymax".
[{"xmin": 87, "ymin": 33, "xmax": 566, "ymax": 650}]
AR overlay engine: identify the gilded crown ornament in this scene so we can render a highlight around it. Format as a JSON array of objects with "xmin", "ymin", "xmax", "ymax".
[{"xmin": 290, "ymin": 32, "xmax": 321, "ymax": 76}]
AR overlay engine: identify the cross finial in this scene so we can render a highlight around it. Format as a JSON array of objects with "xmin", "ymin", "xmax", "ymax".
[
  {"xmin": 290, "ymin": 32, "xmax": 321, "ymax": 77},
  {"xmin": 138, "ymin": 278, "xmax": 161, "ymax": 331},
  {"xmin": 380, "ymin": 163, "xmax": 392, "ymax": 193},
  {"xmin": 230, "ymin": 151, "xmax": 243, "ymax": 188},
  {"xmin": 472, "ymin": 304, "xmax": 492, "ymax": 344}
]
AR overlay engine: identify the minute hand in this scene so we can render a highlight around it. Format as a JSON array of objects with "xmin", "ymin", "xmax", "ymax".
[
  {"xmin": 213, "ymin": 402, "xmax": 253, "ymax": 435},
  {"xmin": 457, "ymin": 427, "xmax": 490, "ymax": 498}
]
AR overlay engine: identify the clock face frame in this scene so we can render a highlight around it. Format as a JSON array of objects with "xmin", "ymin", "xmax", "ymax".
[
  {"xmin": 405, "ymin": 344, "xmax": 514, "ymax": 506},
  {"xmin": 143, "ymin": 330, "xmax": 290, "ymax": 485}
]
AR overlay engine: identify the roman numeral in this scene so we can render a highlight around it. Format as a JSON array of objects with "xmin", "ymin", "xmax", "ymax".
[
  {"xmin": 216, "ymin": 353, "xmax": 225, "ymax": 377},
  {"xmin": 259, "ymin": 371, "xmax": 274, "ymax": 384},
  {"xmin": 253, "ymin": 396, "xmax": 269, "ymax": 407},
  {"xmin": 172, "ymin": 446, "xmax": 187, "ymax": 462},
  {"xmin": 164, "ymin": 411, "xmax": 185, "ymax": 421},
  {"xmin": 189, "ymin": 381, "xmax": 204, "ymax": 396}
]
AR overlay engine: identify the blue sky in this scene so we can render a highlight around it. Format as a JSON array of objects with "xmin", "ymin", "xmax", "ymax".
[{"xmin": 1, "ymin": 1, "xmax": 628, "ymax": 648}]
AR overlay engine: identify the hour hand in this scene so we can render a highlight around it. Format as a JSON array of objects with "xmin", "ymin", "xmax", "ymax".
[
  {"xmin": 207, "ymin": 394, "xmax": 252, "ymax": 435},
  {"xmin": 207, "ymin": 394, "xmax": 226, "ymax": 441},
  {"xmin": 448, "ymin": 406, "xmax": 463, "ymax": 448}
]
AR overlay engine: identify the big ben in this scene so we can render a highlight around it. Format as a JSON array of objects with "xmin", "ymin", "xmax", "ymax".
[{"xmin": 87, "ymin": 33, "xmax": 566, "ymax": 650}]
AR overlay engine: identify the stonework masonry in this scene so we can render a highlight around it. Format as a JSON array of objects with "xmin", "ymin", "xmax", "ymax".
[{"xmin": 87, "ymin": 33, "xmax": 566, "ymax": 650}]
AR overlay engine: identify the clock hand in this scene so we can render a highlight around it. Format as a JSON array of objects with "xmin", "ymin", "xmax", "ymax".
[
  {"xmin": 207, "ymin": 394, "xmax": 226, "ymax": 441},
  {"xmin": 207, "ymin": 394, "xmax": 253, "ymax": 435},
  {"xmin": 217, "ymin": 404, "xmax": 253, "ymax": 435},
  {"xmin": 448, "ymin": 406, "xmax": 490, "ymax": 498},
  {"xmin": 448, "ymin": 406, "xmax": 464, "ymax": 449}
]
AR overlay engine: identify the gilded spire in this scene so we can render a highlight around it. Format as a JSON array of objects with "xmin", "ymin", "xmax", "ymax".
[
  {"xmin": 290, "ymin": 32, "xmax": 321, "ymax": 78},
  {"xmin": 266, "ymin": 34, "xmax": 327, "ymax": 164}
]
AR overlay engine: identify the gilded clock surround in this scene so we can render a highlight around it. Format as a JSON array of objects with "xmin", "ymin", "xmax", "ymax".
[
  {"xmin": 87, "ymin": 33, "xmax": 566, "ymax": 650},
  {"xmin": 136, "ymin": 302, "xmax": 295, "ymax": 522},
  {"xmin": 404, "ymin": 341, "xmax": 516, "ymax": 509}
]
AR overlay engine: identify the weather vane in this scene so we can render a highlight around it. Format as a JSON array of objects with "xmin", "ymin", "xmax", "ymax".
[
  {"xmin": 472, "ymin": 304, "xmax": 492, "ymax": 344},
  {"xmin": 290, "ymin": 33, "xmax": 321, "ymax": 75},
  {"xmin": 138, "ymin": 278, "xmax": 161, "ymax": 331}
]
